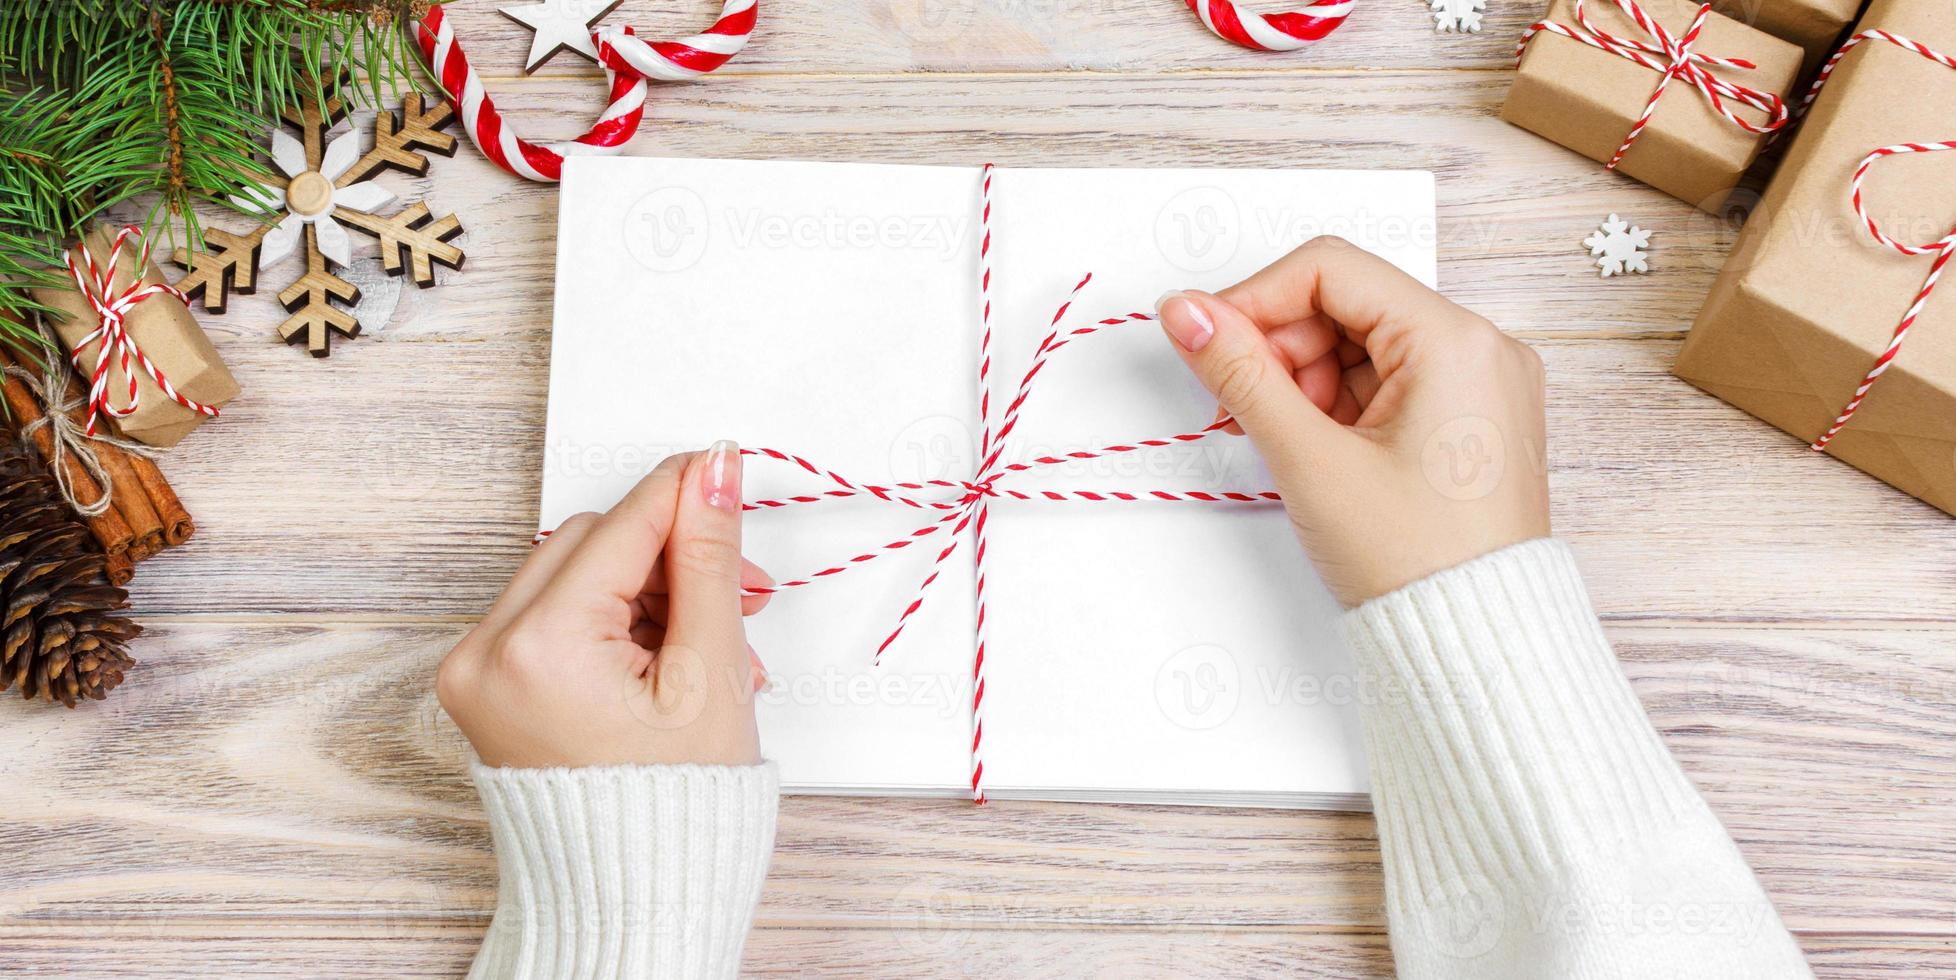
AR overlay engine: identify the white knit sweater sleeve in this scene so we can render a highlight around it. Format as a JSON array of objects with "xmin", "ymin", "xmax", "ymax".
[
  {"xmin": 465, "ymin": 762, "xmax": 779, "ymax": 980},
  {"xmin": 1341, "ymin": 539, "xmax": 1812, "ymax": 980}
]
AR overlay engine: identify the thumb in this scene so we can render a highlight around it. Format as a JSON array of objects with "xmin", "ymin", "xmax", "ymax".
[
  {"xmin": 661, "ymin": 440, "xmax": 748, "ymax": 665},
  {"xmin": 1156, "ymin": 290, "xmax": 1342, "ymax": 458}
]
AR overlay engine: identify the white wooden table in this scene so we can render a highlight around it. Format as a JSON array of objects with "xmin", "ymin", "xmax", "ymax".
[{"xmin": 4, "ymin": 1, "xmax": 1954, "ymax": 975}]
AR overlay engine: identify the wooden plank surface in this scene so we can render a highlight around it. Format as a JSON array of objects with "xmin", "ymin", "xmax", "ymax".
[
  {"xmin": 432, "ymin": 0, "xmax": 1549, "ymax": 76},
  {"xmin": 0, "ymin": 927, "xmax": 1951, "ymax": 978},
  {"xmin": 4, "ymin": 1, "xmax": 1952, "ymax": 976},
  {"xmin": 2, "ymin": 622, "xmax": 1951, "ymax": 935}
]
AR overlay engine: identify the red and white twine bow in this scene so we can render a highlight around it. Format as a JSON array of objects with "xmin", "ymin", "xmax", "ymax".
[
  {"xmin": 1183, "ymin": 0, "xmax": 1354, "ymax": 51},
  {"xmin": 1518, "ymin": 0, "xmax": 1789, "ymax": 171},
  {"xmin": 412, "ymin": 0, "xmax": 755, "ymax": 182},
  {"xmin": 63, "ymin": 226, "xmax": 219, "ymax": 438},
  {"xmin": 1800, "ymin": 31, "xmax": 1956, "ymax": 451},
  {"xmin": 736, "ymin": 165, "xmax": 1278, "ymax": 803}
]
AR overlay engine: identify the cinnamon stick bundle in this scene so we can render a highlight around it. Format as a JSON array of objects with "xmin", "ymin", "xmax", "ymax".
[
  {"xmin": 0, "ymin": 344, "xmax": 136, "ymax": 567},
  {"xmin": 128, "ymin": 452, "xmax": 194, "ymax": 546},
  {"xmin": 0, "ymin": 339, "xmax": 196, "ymax": 581},
  {"xmin": 92, "ymin": 438, "xmax": 165, "ymax": 562}
]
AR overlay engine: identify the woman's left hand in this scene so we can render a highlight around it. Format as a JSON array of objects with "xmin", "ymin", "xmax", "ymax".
[{"xmin": 436, "ymin": 443, "xmax": 773, "ymax": 769}]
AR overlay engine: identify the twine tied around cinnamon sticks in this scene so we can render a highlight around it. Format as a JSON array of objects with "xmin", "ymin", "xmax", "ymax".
[
  {"xmin": 4, "ymin": 326, "xmax": 153, "ymax": 518},
  {"xmin": 0, "ymin": 319, "xmax": 194, "ymax": 586}
]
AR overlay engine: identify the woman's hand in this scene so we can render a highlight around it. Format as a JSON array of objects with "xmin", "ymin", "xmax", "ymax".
[
  {"xmin": 436, "ymin": 443, "xmax": 772, "ymax": 768},
  {"xmin": 1156, "ymin": 237, "xmax": 1550, "ymax": 606}
]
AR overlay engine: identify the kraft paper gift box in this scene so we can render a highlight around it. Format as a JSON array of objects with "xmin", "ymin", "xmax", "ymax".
[
  {"xmin": 1675, "ymin": 0, "xmax": 1956, "ymax": 514},
  {"xmin": 1502, "ymin": 0, "xmax": 1804, "ymax": 212},
  {"xmin": 31, "ymin": 224, "xmax": 241, "ymax": 448},
  {"xmin": 1713, "ymin": 0, "xmax": 1866, "ymax": 75}
]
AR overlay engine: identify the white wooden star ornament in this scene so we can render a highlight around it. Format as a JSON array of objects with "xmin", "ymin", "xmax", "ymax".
[{"xmin": 498, "ymin": 0, "xmax": 625, "ymax": 73}]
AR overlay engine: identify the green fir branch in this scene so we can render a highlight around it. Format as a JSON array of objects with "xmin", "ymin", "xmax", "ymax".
[{"xmin": 0, "ymin": 0, "xmax": 436, "ymax": 335}]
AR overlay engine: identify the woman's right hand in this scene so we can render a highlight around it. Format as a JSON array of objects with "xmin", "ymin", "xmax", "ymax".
[{"xmin": 1155, "ymin": 236, "xmax": 1551, "ymax": 607}]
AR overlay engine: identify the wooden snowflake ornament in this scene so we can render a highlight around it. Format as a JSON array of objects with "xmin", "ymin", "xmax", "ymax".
[{"xmin": 173, "ymin": 89, "xmax": 466, "ymax": 356}]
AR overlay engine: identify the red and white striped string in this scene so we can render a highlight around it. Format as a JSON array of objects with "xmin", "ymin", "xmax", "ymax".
[
  {"xmin": 411, "ymin": 0, "xmax": 754, "ymax": 182},
  {"xmin": 1183, "ymin": 0, "xmax": 1354, "ymax": 51},
  {"xmin": 1517, "ymin": 0, "xmax": 1788, "ymax": 171},
  {"xmin": 63, "ymin": 225, "xmax": 220, "ymax": 438},
  {"xmin": 1799, "ymin": 30, "xmax": 1956, "ymax": 116},
  {"xmin": 735, "ymin": 164, "xmax": 1279, "ymax": 803},
  {"xmin": 1799, "ymin": 31, "xmax": 1956, "ymax": 451}
]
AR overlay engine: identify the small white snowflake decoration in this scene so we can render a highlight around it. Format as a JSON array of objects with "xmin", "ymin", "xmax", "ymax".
[
  {"xmin": 1431, "ymin": 0, "xmax": 1485, "ymax": 33},
  {"xmin": 1583, "ymin": 214, "xmax": 1651, "ymax": 277}
]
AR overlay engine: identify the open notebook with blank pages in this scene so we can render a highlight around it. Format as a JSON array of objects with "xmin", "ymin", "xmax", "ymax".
[{"xmin": 539, "ymin": 156, "xmax": 1437, "ymax": 809}]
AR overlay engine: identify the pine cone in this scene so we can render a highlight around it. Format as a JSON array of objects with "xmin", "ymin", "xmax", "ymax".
[{"xmin": 0, "ymin": 440, "xmax": 141, "ymax": 707}]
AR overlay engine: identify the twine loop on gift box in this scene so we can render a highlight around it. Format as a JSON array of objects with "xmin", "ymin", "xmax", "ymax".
[
  {"xmin": 1800, "ymin": 31, "xmax": 1956, "ymax": 452},
  {"xmin": 3, "ymin": 320, "xmax": 158, "ymax": 519},
  {"xmin": 728, "ymin": 164, "xmax": 1281, "ymax": 803},
  {"xmin": 412, "ymin": 0, "xmax": 754, "ymax": 182},
  {"xmin": 63, "ymin": 225, "xmax": 220, "ymax": 439},
  {"xmin": 1516, "ymin": 0, "xmax": 1790, "ymax": 171}
]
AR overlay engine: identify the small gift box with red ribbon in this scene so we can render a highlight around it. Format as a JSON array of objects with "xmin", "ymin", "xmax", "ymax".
[
  {"xmin": 30, "ymin": 224, "xmax": 241, "ymax": 448},
  {"xmin": 1709, "ymin": 0, "xmax": 1864, "ymax": 76},
  {"xmin": 1503, "ymin": 0, "xmax": 1804, "ymax": 211},
  {"xmin": 1678, "ymin": 0, "xmax": 1956, "ymax": 514}
]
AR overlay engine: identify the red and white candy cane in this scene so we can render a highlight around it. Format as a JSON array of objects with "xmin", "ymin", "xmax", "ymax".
[
  {"xmin": 1799, "ymin": 31, "xmax": 1956, "ymax": 450},
  {"xmin": 64, "ymin": 226, "xmax": 220, "ymax": 437},
  {"xmin": 730, "ymin": 164, "xmax": 1280, "ymax": 803},
  {"xmin": 412, "ymin": 0, "xmax": 755, "ymax": 182},
  {"xmin": 1518, "ymin": 0, "xmax": 1788, "ymax": 171},
  {"xmin": 1184, "ymin": 0, "xmax": 1353, "ymax": 51}
]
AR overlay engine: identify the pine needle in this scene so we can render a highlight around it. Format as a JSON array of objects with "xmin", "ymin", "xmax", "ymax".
[{"xmin": 0, "ymin": 0, "xmax": 436, "ymax": 342}]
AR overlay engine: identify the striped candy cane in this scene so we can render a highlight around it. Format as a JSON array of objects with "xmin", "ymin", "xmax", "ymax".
[
  {"xmin": 1517, "ymin": 0, "xmax": 1788, "ymax": 171},
  {"xmin": 412, "ymin": 0, "xmax": 755, "ymax": 182},
  {"xmin": 1184, "ymin": 0, "xmax": 1355, "ymax": 51},
  {"xmin": 729, "ymin": 165, "xmax": 1280, "ymax": 803},
  {"xmin": 63, "ymin": 226, "xmax": 220, "ymax": 437},
  {"xmin": 595, "ymin": 0, "xmax": 756, "ymax": 80}
]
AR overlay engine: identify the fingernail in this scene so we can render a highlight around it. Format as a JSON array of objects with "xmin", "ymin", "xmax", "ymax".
[
  {"xmin": 748, "ymin": 644, "xmax": 771, "ymax": 693},
  {"xmin": 1156, "ymin": 291, "xmax": 1214, "ymax": 353},
  {"xmin": 704, "ymin": 440, "xmax": 741, "ymax": 511}
]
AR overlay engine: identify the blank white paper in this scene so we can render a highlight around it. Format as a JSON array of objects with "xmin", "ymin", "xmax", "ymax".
[{"xmin": 541, "ymin": 156, "xmax": 1436, "ymax": 807}]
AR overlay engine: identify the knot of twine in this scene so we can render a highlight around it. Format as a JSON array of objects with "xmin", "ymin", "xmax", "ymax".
[
  {"xmin": 1517, "ymin": 0, "xmax": 1790, "ymax": 171},
  {"xmin": 5, "ymin": 321, "xmax": 156, "ymax": 518},
  {"xmin": 726, "ymin": 164, "xmax": 1282, "ymax": 803},
  {"xmin": 1802, "ymin": 31, "xmax": 1956, "ymax": 451},
  {"xmin": 64, "ymin": 224, "xmax": 220, "ymax": 438}
]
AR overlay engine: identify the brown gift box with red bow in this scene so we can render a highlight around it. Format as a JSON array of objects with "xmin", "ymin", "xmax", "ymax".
[
  {"xmin": 1502, "ymin": 0, "xmax": 1804, "ymax": 211},
  {"xmin": 1712, "ymin": 0, "xmax": 1866, "ymax": 76},
  {"xmin": 1676, "ymin": 0, "xmax": 1956, "ymax": 514},
  {"xmin": 29, "ymin": 224, "xmax": 241, "ymax": 448}
]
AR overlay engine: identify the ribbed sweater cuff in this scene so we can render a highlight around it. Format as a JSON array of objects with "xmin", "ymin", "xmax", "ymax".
[
  {"xmin": 1340, "ymin": 540, "xmax": 1809, "ymax": 978},
  {"xmin": 467, "ymin": 762, "xmax": 779, "ymax": 980},
  {"xmin": 1341, "ymin": 539, "xmax": 1707, "ymax": 891}
]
